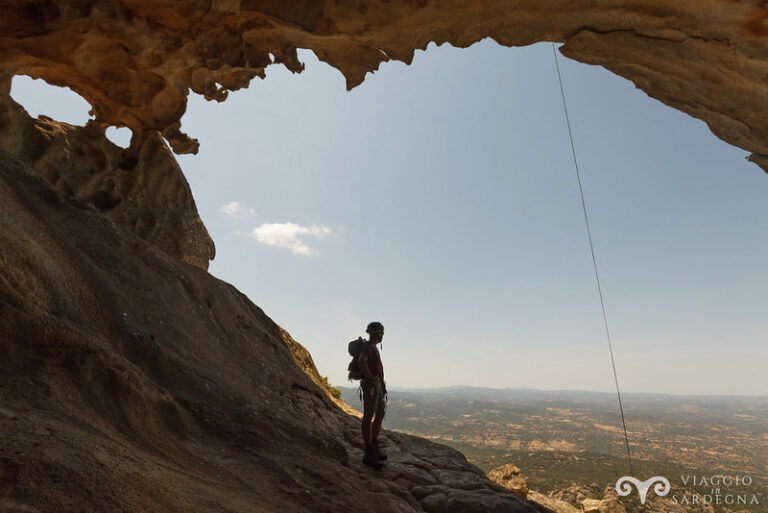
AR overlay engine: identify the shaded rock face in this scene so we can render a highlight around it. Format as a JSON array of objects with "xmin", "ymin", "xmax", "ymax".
[
  {"xmin": 279, "ymin": 326, "xmax": 360, "ymax": 417},
  {"xmin": 0, "ymin": 78, "xmax": 215, "ymax": 269},
  {"xmin": 2, "ymin": 0, "xmax": 768, "ymax": 171},
  {"xmin": 0, "ymin": 146, "xmax": 553, "ymax": 511}
]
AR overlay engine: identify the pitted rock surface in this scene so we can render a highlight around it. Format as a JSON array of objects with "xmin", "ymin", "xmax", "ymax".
[
  {"xmin": 0, "ymin": 79, "xmax": 215, "ymax": 269},
  {"xmin": 1, "ymin": 1, "xmax": 768, "ymax": 170}
]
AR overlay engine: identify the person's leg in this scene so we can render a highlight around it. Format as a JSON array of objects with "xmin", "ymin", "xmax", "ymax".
[
  {"xmin": 372, "ymin": 380, "xmax": 386, "ymax": 441},
  {"xmin": 361, "ymin": 380, "xmax": 382, "ymax": 468},
  {"xmin": 361, "ymin": 382, "xmax": 374, "ymax": 448},
  {"xmin": 372, "ymin": 401, "xmax": 385, "ymax": 442},
  {"xmin": 371, "ymin": 400, "xmax": 387, "ymax": 460},
  {"xmin": 371, "ymin": 380, "xmax": 387, "ymax": 460}
]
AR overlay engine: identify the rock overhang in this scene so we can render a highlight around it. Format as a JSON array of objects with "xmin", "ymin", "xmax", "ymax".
[{"xmin": 2, "ymin": 0, "xmax": 768, "ymax": 172}]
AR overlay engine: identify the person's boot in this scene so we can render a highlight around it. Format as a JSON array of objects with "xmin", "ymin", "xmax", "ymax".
[
  {"xmin": 373, "ymin": 440, "xmax": 388, "ymax": 461},
  {"xmin": 362, "ymin": 445, "xmax": 384, "ymax": 469}
]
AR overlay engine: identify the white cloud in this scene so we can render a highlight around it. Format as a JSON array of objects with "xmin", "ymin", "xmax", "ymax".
[
  {"xmin": 219, "ymin": 201, "xmax": 242, "ymax": 217},
  {"xmin": 251, "ymin": 222, "xmax": 332, "ymax": 255}
]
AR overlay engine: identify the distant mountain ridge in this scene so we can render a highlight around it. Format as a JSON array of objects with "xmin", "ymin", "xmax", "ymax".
[{"xmin": 376, "ymin": 385, "xmax": 768, "ymax": 403}]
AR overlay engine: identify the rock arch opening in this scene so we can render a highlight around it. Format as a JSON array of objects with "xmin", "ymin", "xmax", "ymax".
[
  {"xmin": 173, "ymin": 40, "xmax": 766, "ymax": 395},
  {"xmin": 1, "ymin": 5, "xmax": 767, "ymax": 512},
  {"xmin": 105, "ymin": 126, "xmax": 133, "ymax": 149},
  {"xmin": 10, "ymin": 75, "xmax": 92, "ymax": 126}
]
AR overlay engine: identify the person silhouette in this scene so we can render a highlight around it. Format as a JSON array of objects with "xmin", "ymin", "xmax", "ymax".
[{"xmin": 358, "ymin": 321, "xmax": 387, "ymax": 468}]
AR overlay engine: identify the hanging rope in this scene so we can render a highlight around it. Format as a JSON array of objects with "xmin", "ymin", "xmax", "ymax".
[{"xmin": 551, "ymin": 43, "xmax": 634, "ymax": 476}]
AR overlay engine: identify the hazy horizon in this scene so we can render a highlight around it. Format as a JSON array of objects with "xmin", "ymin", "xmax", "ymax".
[{"xmin": 344, "ymin": 384, "xmax": 768, "ymax": 399}]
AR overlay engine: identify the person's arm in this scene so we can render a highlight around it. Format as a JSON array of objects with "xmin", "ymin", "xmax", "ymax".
[{"xmin": 358, "ymin": 346, "xmax": 377, "ymax": 381}]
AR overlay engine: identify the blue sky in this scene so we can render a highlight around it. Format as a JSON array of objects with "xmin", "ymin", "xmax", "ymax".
[{"xmin": 12, "ymin": 41, "xmax": 768, "ymax": 395}]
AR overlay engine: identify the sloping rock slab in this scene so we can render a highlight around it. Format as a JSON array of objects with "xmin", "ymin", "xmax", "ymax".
[{"xmin": 0, "ymin": 147, "xmax": 550, "ymax": 512}]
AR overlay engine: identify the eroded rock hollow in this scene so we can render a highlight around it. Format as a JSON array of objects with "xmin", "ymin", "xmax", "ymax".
[{"xmin": 3, "ymin": 0, "xmax": 768, "ymax": 171}]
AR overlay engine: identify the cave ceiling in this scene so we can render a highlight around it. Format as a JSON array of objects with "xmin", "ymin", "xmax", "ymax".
[{"xmin": 2, "ymin": 0, "xmax": 768, "ymax": 171}]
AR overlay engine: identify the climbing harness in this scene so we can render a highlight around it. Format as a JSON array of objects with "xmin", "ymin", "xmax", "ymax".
[{"xmin": 551, "ymin": 43, "xmax": 634, "ymax": 475}]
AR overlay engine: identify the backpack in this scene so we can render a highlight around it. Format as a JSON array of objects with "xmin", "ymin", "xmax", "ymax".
[{"xmin": 347, "ymin": 337, "xmax": 365, "ymax": 381}]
